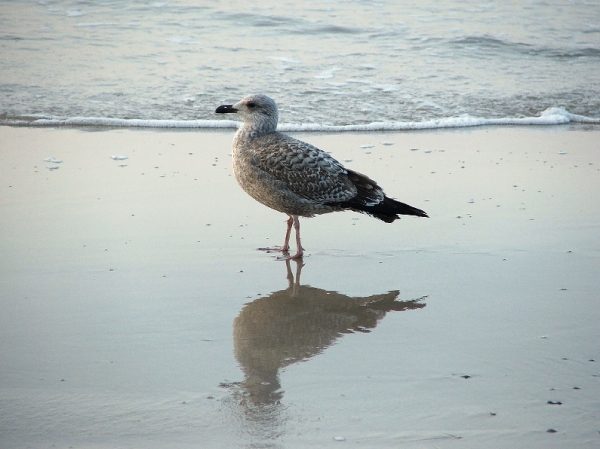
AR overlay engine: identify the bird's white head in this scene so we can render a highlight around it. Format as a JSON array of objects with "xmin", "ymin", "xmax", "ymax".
[{"xmin": 216, "ymin": 94, "xmax": 279, "ymax": 136}]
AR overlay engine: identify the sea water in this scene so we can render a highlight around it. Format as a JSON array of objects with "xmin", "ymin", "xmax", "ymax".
[{"xmin": 1, "ymin": 0, "xmax": 599, "ymax": 129}]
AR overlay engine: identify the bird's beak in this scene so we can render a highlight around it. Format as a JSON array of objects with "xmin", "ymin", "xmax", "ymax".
[{"xmin": 215, "ymin": 104, "xmax": 238, "ymax": 114}]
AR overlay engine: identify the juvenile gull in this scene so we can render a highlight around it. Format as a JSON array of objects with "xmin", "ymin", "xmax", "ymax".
[{"xmin": 216, "ymin": 94, "xmax": 428, "ymax": 259}]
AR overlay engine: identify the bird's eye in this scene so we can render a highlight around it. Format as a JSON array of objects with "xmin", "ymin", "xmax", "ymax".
[{"xmin": 247, "ymin": 102, "xmax": 256, "ymax": 108}]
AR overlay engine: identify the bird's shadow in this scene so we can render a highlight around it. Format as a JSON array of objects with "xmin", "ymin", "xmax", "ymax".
[{"xmin": 220, "ymin": 259, "xmax": 426, "ymax": 410}]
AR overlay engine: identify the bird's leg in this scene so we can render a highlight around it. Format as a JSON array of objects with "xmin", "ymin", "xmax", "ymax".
[
  {"xmin": 289, "ymin": 215, "xmax": 304, "ymax": 259},
  {"xmin": 258, "ymin": 216, "xmax": 294, "ymax": 254},
  {"xmin": 281, "ymin": 215, "xmax": 294, "ymax": 252},
  {"xmin": 275, "ymin": 216, "xmax": 304, "ymax": 260}
]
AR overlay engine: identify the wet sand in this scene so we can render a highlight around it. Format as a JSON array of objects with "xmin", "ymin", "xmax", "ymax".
[{"xmin": 1, "ymin": 125, "xmax": 599, "ymax": 448}]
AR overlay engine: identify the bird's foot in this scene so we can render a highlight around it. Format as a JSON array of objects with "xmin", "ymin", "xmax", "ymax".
[
  {"xmin": 276, "ymin": 250, "xmax": 304, "ymax": 261},
  {"xmin": 258, "ymin": 246, "xmax": 304, "ymax": 260}
]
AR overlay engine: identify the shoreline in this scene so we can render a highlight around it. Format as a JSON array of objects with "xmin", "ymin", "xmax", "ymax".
[{"xmin": 2, "ymin": 105, "xmax": 599, "ymax": 131}]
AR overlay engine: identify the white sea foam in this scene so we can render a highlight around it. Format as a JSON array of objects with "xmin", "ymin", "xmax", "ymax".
[
  {"xmin": 2, "ymin": 108, "xmax": 597, "ymax": 131},
  {"xmin": 275, "ymin": 108, "xmax": 600, "ymax": 131}
]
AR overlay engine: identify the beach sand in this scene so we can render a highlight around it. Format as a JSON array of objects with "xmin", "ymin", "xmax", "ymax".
[{"xmin": 1, "ymin": 125, "xmax": 599, "ymax": 448}]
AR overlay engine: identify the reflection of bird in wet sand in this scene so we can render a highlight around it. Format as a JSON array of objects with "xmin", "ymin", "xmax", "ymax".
[
  {"xmin": 216, "ymin": 94, "xmax": 428, "ymax": 259},
  {"xmin": 229, "ymin": 259, "xmax": 426, "ymax": 405}
]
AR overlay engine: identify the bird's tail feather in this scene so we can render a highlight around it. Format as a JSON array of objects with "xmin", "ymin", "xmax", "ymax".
[
  {"xmin": 329, "ymin": 169, "xmax": 428, "ymax": 222},
  {"xmin": 340, "ymin": 196, "xmax": 428, "ymax": 223}
]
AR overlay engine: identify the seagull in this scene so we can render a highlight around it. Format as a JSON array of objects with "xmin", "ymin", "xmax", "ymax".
[{"xmin": 216, "ymin": 94, "xmax": 428, "ymax": 259}]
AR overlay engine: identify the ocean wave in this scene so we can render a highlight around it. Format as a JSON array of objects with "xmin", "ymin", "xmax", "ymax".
[
  {"xmin": 1, "ymin": 108, "xmax": 598, "ymax": 131},
  {"xmin": 448, "ymin": 35, "xmax": 600, "ymax": 60}
]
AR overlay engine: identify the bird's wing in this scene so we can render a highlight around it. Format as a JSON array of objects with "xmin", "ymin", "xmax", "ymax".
[{"xmin": 249, "ymin": 133, "xmax": 357, "ymax": 203}]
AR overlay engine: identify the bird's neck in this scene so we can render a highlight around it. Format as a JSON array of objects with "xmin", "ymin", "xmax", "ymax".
[{"xmin": 236, "ymin": 116, "xmax": 277, "ymax": 139}]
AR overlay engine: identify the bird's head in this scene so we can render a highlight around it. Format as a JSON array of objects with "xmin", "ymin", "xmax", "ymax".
[{"xmin": 216, "ymin": 94, "xmax": 279, "ymax": 135}]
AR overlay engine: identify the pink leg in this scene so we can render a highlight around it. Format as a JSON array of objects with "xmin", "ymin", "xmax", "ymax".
[
  {"xmin": 281, "ymin": 216, "xmax": 294, "ymax": 251},
  {"xmin": 289, "ymin": 215, "xmax": 304, "ymax": 259},
  {"xmin": 258, "ymin": 216, "xmax": 294, "ymax": 254}
]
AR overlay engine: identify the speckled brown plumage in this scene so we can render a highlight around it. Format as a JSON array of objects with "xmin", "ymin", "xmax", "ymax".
[{"xmin": 216, "ymin": 94, "xmax": 428, "ymax": 259}]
